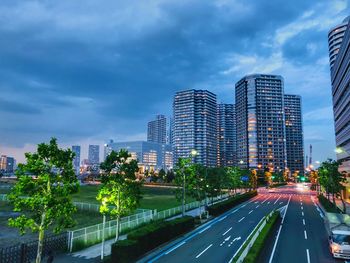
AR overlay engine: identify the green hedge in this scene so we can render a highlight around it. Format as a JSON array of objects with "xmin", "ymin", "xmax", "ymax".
[
  {"xmin": 208, "ymin": 191, "xmax": 257, "ymax": 216},
  {"xmin": 243, "ymin": 211, "xmax": 280, "ymax": 263},
  {"xmin": 318, "ymin": 194, "xmax": 342, "ymax": 213},
  {"xmin": 111, "ymin": 216, "xmax": 195, "ymax": 263}
]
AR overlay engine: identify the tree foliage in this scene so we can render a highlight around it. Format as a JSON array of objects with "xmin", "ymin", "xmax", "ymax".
[
  {"xmin": 97, "ymin": 149, "xmax": 142, "ymax": 241},
  {"xmin": 8, "ymin": 138, "xmax": 79, "ymax": 263}
]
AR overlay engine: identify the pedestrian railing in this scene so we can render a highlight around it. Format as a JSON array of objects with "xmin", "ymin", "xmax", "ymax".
[
  {"xmin": 0, "ymin": 194, "xmax": 8, "ymax": 201},
  {"xmin": 67, "ymin": 193, "xmax": 231, "ymax": 251}
]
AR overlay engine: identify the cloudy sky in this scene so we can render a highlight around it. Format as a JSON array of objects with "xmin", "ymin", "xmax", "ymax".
[{"xmin": 0, "ymin": 0, "xmax": 349, "ymax": 163}]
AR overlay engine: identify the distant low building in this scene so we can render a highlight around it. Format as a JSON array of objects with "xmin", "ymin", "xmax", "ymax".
[
  {"xmin": 104, "ymin": 140, "xmax": 173, "ymax": 171},
  {"xmin": 0, "ymin": 155, "xmax": 16, "ymax": 173}
]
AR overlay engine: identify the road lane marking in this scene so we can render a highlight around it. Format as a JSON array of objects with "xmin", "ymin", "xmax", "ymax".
[
  {"xmin": 274, "ymin": 196, "xmax": 281, "ymax": 204},
  {"xmin": 199, "ymin": 225, "xmax": 211, "ymax": 234},
  {"xmin": 220, "ymin": 236, "xmax": 231, "ymax": 246},
  {"xmin": 306, "ymin": 249, "xmax": 310, "ymax": 263},
  {"xmin": 241, "ymin": 204, "xmax": 246, "ymax": 207},
  {"xmin": 279, "ymin": 202, "xmax": 283, "ymax": 205},
  {"xmin": 256, "ymin": 205, "xmax": 260, "ymax": 208},
  {"xmin": 218, "ymin": 215, "xmax": 227, "ymax": 222},
  {"xmin": 228, "ymin": 236, "xmax": 241, "ymax": 247},
  {"xmin": 269, "ymin": 195, "xmax": 291, "ymax": 263},
  {"xmin": 254, "ymin": 201, "xmax": 259, "ymax": 204},
  {"xmin": 223, "ymin": 227, "xmax": 232, "ymax": 236},
  {"xmin": 261, "ymin": 197, "xmax": 270, "ymax": 204},
  {"xmin": 238, "ymin": 217, "xmax": 245, "ymax": 222},
  {"xmin": 231, "ymin": 209, "xmax": 239, "ymax": 214},
  {"xmin": 267, "ymin": 201, "xmax": 271, "ymax": 204},
  {"xmin": 301, "ymin": 206, "xmax": 303, "ymax": 210},
  {"xmin": 302, "ymin": 212, "xmax": 304, "ymax": 216},
  {"xmin": 248, "ymin": 210, "xmax": 253, "ymax": 214},
  {"xmin": 165, "ymin": 241, "xmax": 186, "ymax": 254},
  {"xmin": 304, "ymin": 230, "xmax": 308, "ymax": 240},
  {"xmin": 195, "ymin": 244, "xmax": 212, "ymax": 258},
  {"xmin": 303, "ymin": 219, "xmax": 305, "ymax": 225}
]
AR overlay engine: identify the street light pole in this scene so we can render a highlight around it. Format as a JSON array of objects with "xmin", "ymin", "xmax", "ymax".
[{"xmin": 182, "ymin": 149, "xmax": 198, "ymax": 217}]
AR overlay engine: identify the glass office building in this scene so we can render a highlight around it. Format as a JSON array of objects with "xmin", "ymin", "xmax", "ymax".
[
  {"xmin": 147, "ymin": 115, "xmax": 167, "ymax": 144},
  {"xmin": 104, "ymin": 140, "xmax": 173, "ymax": 171},
  {"xmin": 72, "ymin": 145, "xmax": 81, "ymax": 175},
  {"xmin": 88, "ymin": 145, "xmax": 100, "ymax": 165},
  {"xmin": 173, "ymin": 89, "xmax": 217, "ymax": 167}
]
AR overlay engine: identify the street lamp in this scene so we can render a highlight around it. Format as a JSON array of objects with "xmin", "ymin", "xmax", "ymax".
[{"xmin": 182, "ymin": 149, "xmax": 198, "ymax": 217}]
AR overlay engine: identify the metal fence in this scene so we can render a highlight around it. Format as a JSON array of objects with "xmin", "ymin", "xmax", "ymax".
[
  {"xmin": 0, "ymin": 232, "xmax": 68, "ymax": 263},
  {"xmin": 0, "ymin": 194, "xmax": 8, "ymax": 201},
  {"xmin": 68, "ymin": 193, "xmax": 230, "ymax": 252}
]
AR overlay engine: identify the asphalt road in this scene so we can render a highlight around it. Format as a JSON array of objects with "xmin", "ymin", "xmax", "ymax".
[
  {"xmin": 140, "ymin": 191, "xmax": 290, "ymax": 263},
  {"xmin": 263, "ymin": 184, "xmax": 343, "ymax": 263}
]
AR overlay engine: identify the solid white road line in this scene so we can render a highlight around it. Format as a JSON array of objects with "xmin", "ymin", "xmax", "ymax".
[
  {"xmin": 304, "ymin": 230, "xmax": 308, "ymax": 240},
  {"xmin": 195, "ymin": 244, "xmax": 212, "ymax": 258},
  {"xmin": 199, "ymin": 225, "xmax": 211, "ymax": 234},
  {"xmin": 165, "ymin": 241, "xmax": 186, "ymax": 255},
  {"xmin": 248, "ymin": 210, "xmax": 253, "ymax": 214},
  {"xmin": 303, "ymin": 219, "xmax": 305, "ymax": 225},
  {"xmin": 238, "ymin": 217, "xmax": 245, "ymax": 222},
  {"xmin": 218, "ymin": 215, "xmax": 227, "ymax": 222},
  {"xmin": 269, "ymin": 195, "xmax": 292, "ymax": 263},
  {"xmin": 306, "ymin": 249, "xmax": 310, "ymax": 263},
  {"xmin": 223, "ymin": 227, "xmax": 232, "ymax": 236},
  {"xmin": 274, "ymin": 196, "xmax": 281, "ymax": 204}
]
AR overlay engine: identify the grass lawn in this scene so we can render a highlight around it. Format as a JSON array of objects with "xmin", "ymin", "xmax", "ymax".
[{"xmin": 72, "ymin": 185, "xmax": 194, "ymax": 211}]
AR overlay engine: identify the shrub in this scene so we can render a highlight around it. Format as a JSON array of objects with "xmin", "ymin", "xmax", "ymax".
[
  {"xmin": 208, "ymin": 191, "xmax": 257, "ymax": 216},
  {"xmin": 318, "ymin": 194, "xmax": 342, "ymax": 213},
  {"xmin": 243, "ymin": 211, "xmax": 281, "ymax": 263},
  {"xmin": 270, "ymin": 182, "xmax": 287, "ymax": 188},
  {"xmin": 111, "ymin": 216, "xmax": 195, "ymax": 263}
]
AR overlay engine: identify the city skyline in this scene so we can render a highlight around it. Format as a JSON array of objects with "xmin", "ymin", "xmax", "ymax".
[{"xmin": 0, "ymin": 1, "xmax": 349, "ymax": 163}]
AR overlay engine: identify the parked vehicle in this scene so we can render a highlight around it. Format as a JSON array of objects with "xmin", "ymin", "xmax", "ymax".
[{"xmin": 325, "ymin": 213, "xmax": 350, "ymax": 259}]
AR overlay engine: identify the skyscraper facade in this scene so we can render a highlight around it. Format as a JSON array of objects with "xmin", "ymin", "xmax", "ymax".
[
  {"xmin": 72, "ymin": 145, "xmax": 81, "ymax": 174},
  {"xmin": 0, "ymin": 155, "xmax": 15, "ymax": 173},
  {"xmin": 235, "ymin": 74, "xmax": 286, "ymax": 171},
  {"xmin": 88, "ymin": 145, "xmax": 100, "ymax": 165},
  {"xmin": 217, "ymin": 103, "xmax": 236, "ymax": 166},
  {"xmin": 284, "ymin": 94, "xmax": 304, "ymax": 174},
  {"xmin": 328, "ymin": 16, "xmax": 350, "ymax": 69},
  {"xmin": 147, "ymin": 115, "xmax": 167, "ymax": 144},
  {"xmin": 173, "ymin": 89, "xmax": 217, "ymax": 167},
  {"xmin": 329, "ymin": 17, "xmax": 350, "ymax": 172}
]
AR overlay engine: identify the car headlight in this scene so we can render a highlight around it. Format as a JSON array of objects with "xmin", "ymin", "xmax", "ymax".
[{"xmin": 332, "ymin": 243, "xmax": 341, "ymax": 253}]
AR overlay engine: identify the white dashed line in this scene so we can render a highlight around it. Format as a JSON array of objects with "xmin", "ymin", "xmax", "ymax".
[
  {"xmin": 195, "ymin": 244, "xmax": 212, "ymax": 258},
  {"xmin": 304, "ymin": 230, "xmax": 308, "ymax": 240},
  {"xmin": 301, "ymin": 206, "xmax": 303, "ymax": 210},
  {"xmin": 303, "ymin": 219, "xmax": 305, "ymax": 225},
  {"xmin": 248, "ymin": 210, "xmax": 253, "ymax": 214},
  {"xmin": 302, "ymin": 212, "xmax": 304, "ymax": 216},
  {"xmin": 256, "ymin": 205, "xmax": 260, "ymax": 208},
  {"xmin": 223, "ymin": 227, "xmax": 232, "ymax": 236},
  {"xmin": 274, "ymin": 196, "xmax": 281, "ymax": 204},
  {"xmin": 306, "ymin": 249, "xmax": 310, "ymax": 263},
  {"xmin": 238, "ymin": 217, "xmax": 245, "ymax": 222}
]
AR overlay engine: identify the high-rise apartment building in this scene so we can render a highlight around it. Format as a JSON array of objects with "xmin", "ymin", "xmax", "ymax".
[
  {"xmin": 88, "ymin": 145, "xmax": 100, "ymax": 165},
  {"xmin": 147, "ymin": 115, "xmax": 167, "ymax": 144},
  {"xmin": 173, "ymin": 89, "xmax": 217, "ymax": 167},
  {"xmin": 284, "ymin": 94, "xmax": 304, "ymax": 174},
  {"xmin": 0, "ymin": 155, "xmax": 15, "ymax": 173},
  {"xmin": 329, "ymin": 17, "xmax": 350, "ymax": 172},
  {"xmin": 217, "ymin": 103, "xmax": 236, "ymax": 166},
  {"xmin": 328, "ymin": 16, "xmax": 350, "ymax": 69},
  {"xmin": 72, "ymin": 145, "xmax": 81, "ymax": 175},
  {"xmin": 235, "ymin": 74, "xmax": 286, "ymax": 171}
]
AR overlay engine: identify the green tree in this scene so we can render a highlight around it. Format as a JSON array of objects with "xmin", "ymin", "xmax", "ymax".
[
  {"xmin": 8, "ymin": 138, "xmax": 79, "ymax": 263},
  {"xmin": 265, "ymin": 171, "xmax": 272, "ymax": 187},
  {"xmin": 249, "ymin": 169, "xmax": 258, "ymax": 190},
  {"xmin": 318, "ymin": 159, "xmax": 346, "ymax": 211},
  {"xmin": 226, "ymin": 167, "xmax": 242, "ymax": 194},
  {"xmin": 98, "ymin": 150, "xmax": 142, "ymax": 241},
  {"xmin": 165, "ymin": 169, "xmax": 175, "ymax": 183},
  {"xmin": 158, "ymin": 169, "xmax": 166, "ymax": 181},
  {"xmin": 173, "ymin": 158, "xmax": 193, "ymax": 216}
]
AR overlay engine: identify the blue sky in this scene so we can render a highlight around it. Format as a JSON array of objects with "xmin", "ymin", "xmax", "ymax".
[{"xmin": 0, "ymin": 0, "xmax": 349, "ymax": 162}]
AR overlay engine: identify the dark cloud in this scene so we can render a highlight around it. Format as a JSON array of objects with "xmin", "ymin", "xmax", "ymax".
[{"xmin": 0, "ymin": 0, "xmax": 347, "ymax": 162}]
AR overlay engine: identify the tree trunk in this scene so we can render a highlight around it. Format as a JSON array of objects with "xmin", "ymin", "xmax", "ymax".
[
  {"xmin": 115, "ymin": 216, "xmax": 120, "ymax": 241},
  {"xmin": 36, "ymin": 213, "xmax": 46, "ymax": 263}
]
